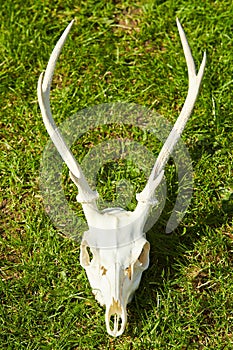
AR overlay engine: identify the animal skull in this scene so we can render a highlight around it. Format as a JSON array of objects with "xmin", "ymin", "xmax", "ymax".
[
  {"xmin": 81, "ymin": 237, "xmax": 150, "ymax": 336},
  {"xmin": 79, "ymin": 208, "xmax": 150, "ymax": 336},
  {"xmin": 37, "ymin": 19, "xmax": 206, "ymax": 336}
]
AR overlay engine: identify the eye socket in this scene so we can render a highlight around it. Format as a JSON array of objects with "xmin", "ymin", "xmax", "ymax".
[
  {"xmin": 125, "ymin": 242, "xmax": 150, "ymax": 280},
  {"xmin": 80, "ymin": 241, "xmax": 94, "ymax": 267},
  {"xmin": 138, "ymin": 241, "xmax": 150, "ymax": 267},
  {"xmin": 86, "ymin": 246, "xmax": 93, "ymax": 263}
]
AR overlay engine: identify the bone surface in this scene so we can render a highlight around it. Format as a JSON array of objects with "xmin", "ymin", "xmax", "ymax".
[{"xmin": 37, "ymin": 19, "xmax": 206, "ymax": 337}]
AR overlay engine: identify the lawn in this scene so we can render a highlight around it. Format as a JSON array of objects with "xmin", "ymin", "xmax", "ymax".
[{"xmin": 1, "ymin": 0, "xmax": 232, "ymax": 349}]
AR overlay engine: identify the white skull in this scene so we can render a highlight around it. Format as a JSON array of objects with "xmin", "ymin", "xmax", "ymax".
[
  {"xmin": 80, "ymin": 208, "xmax": 150, "ymax": 336},
  {"xmin": 37, "ymin": 19, "xmax": 206, "ymax": 336},
  {"xmin": 81, "ymin": 238, "xmax": 150, "ymax": 336}
]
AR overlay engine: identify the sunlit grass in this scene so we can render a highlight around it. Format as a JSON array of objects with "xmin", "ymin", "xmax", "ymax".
[{"xmin": 1, "ymin": 0, "xmax": 232, "ymax": 348}]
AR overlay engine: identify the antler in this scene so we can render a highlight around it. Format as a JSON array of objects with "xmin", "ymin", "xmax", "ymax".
[
  {"xmin": 38, "ymin": 19, "xmax": 206, "ymax": 207},
  {"xmin": 37, "ymin": 20, "xmax": 98, "ymax": 204},
  {"xmin": 136, "ymin": 18, "xmax": 206, "ymax": 203}
]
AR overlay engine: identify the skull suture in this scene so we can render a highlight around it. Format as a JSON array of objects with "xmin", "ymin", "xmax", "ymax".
[{"xmin": 37, "ymin": 19, "xmax": 206, "ymax": 336}]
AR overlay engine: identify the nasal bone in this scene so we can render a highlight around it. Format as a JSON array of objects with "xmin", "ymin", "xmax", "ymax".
[{"xmin": 104, "ymin": 264, "xmax": 126, "ymax": 336}]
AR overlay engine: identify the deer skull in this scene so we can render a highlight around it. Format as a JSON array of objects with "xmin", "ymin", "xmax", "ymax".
[
  {"xmin": 37, "ymin": 19, "xmax": 206, "ymax": 336},
  {"xmin": 79, "ymin": 207, "xmax": 150, "ymax": 336},
  {"xmin": 81, "ymin": 236, "xmax": 150, "ymax": 336}
]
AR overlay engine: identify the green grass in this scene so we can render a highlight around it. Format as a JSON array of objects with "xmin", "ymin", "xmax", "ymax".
[{"xmin": 1, "ymin": 0, "xmax": 232, "ymax": 348}]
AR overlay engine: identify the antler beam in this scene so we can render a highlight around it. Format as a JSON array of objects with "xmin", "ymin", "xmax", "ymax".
[
  {"xmin": 136, "ymin": 18, "xmax": 206, "ymax": 203},
  {"xmin": 37, "ymin": 20, "xmax": 98, "ymax": 203}
]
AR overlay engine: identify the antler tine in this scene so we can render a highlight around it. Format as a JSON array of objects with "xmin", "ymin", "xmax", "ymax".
[
  {"xmin": 37, "ymin": 21, "xmax": 98, "ymax": 203},
  {"xmin": 176, "ymin": 18, "xmax": 206, "ymax": 85},
  {"xmin": 136, "ymin": 19, "xmax": 206, "ymax": 203}
]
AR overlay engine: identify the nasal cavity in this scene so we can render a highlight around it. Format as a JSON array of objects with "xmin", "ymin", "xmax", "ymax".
[
  {"xmin": 110, "ymin": 313, "xmax": 123, "ymax": 335},
  {"xmin": 106, "ymin": 300, "xmax": 126, "ymax": 337}
]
